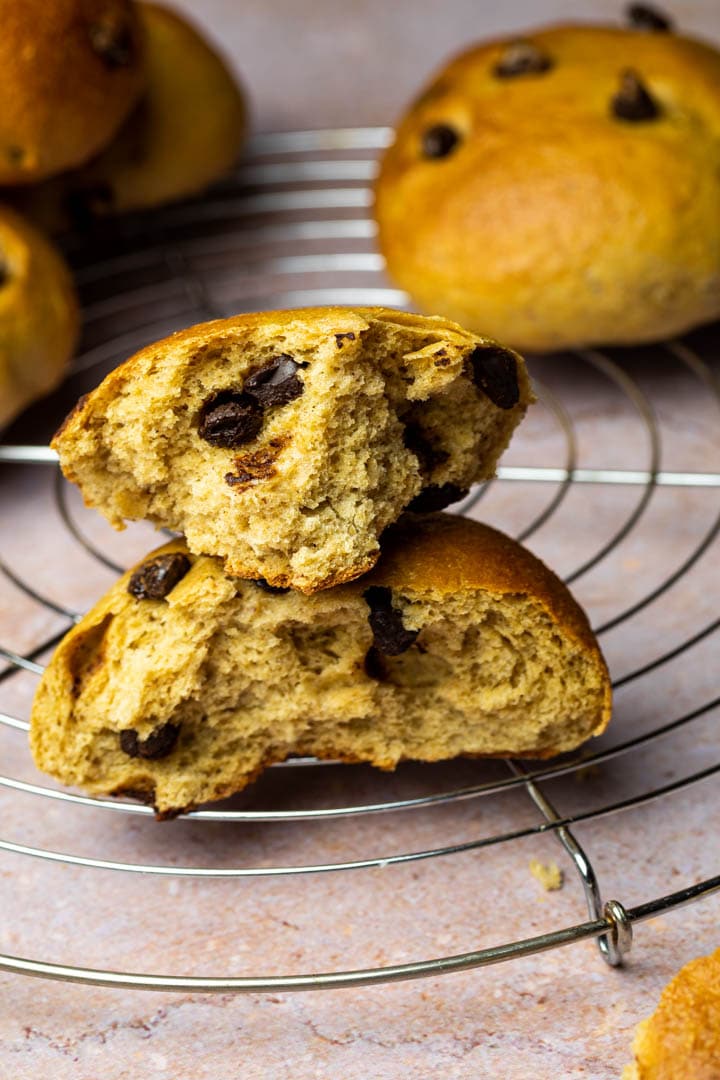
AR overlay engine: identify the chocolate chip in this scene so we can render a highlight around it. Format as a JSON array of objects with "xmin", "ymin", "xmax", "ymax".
[
  {"xmin": 244, "ymin": 355, "xmax": 307, "ymax": 408},
  {"xmin": 468, "ymin": 346, "xmax": 520, "ymax": 410},
  {"xmin": 128, "ymin": 553, "xmax": 191, "ymax": 601},
  {"xmin": 611, "ymin": 70, "xmax": 662, "ymax": 121},
  {"xmin": 198, "ymin": 391, "xmax": 263, "ymax": 448},
  {"xmin": 6, "ymin": 145, "xmax": 24, "ymax": 164},
  {"xmin": 493, "ymin": 41, "xmax": 553, "ymax": 78},
  {"xmin": 335, "ymin": 332, "xmax": 356, "ymax": 347},
  {"xmin": 89, "ymin": 17, "xmax": 135, "ymax": 68},
  {"xmin": 63, "ymin": 184, "xmax": 114, "ymax": 230},
  {"xmin": 627, "ymin": 3, "xmax": 673, "ymax": 31},
  {"xmin": 252, "ymin": 578, "xmax": 290, "ymax": 595},
  {"xmin": 421, "ymin": 124, "xmax": 461, "ymax": 159},
  {"xmin": 364, "ymin": 586, "xmax": 419, "ymax": 656},
  {"xmin": 403, "ymin": 423, "xmax": 449, "ymax": 474},
  {"xmin": 119, "ymin": 724, "xmax": 180, "ymax": 760},
  {"xmin": 364, "ymin": 646, "xmax": 388, "ymax": 681},
  {"xmin": 0, "ymin": 259, "xmax": 7, "ymax": 287},
  {"xmin": 407, "ymin": 484, "xmax": 469, "ymax": 513}
]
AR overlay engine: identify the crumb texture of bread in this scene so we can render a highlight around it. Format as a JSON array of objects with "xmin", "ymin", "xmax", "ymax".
[
  {"xmin": 52, "ymin": 307, "xmax": 533, "ymax": 592},
  {"xmin": 623, "ymin": 946, "xmax": 720, "ymax": 1080},
  {"xmin": 30, "ymin": 515, "xmax": 611, "ymax": 817}
]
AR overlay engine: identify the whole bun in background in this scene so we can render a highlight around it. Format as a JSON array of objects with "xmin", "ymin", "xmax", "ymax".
[
  {"xmin": 375, "ymin": 8, "xmax": 720, "ymax": 353},
  {"xmin": 0, "ymin": 205, "xmax": 79, "ymax": 428},
  {"xmin": 0, "ymin": 0, "xmax": 144, "ymax": 185},
  {"xmin": 11, "ymin": 2, "xmax": 248, "ymax": 231}
]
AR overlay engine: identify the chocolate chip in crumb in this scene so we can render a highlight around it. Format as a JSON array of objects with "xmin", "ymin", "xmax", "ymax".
[
  {"xmin": 364, "ymin": 646, "xmax": 389, "ymax": 681},
  {"xmin": 364, "ymin": 586, "xmax": 419, "ymax": 656},
  {"xmin": 244, "ymin": 354, "xmax": 307, "ymax": 408},
  {"xmin": 493, "ymin": 41, "xmax": 553, "ymax": 78},
  {"xmin": 403, "ymin": 423, "xmax": 450, "ymax": 474},
  {"xmin": 468, "ymin": 346, "xmax": 520, "ymax": 410},
  {"xmin": 407, "ymin": 484, "xmax": 469, "ymax": 513},
  {"xmin": 627, "ymin": 3, "xmax": 673, "ymax": 31},
  {"xmin": 252, "ymin": 578, "xmax": 290, "ymax": 595},
  {"xmin": 198, "ymin": 391, "xmax": 263, "ymax": 448},
  {"xmin": 421, "ymin": 124, "xmax": 461, "ymax": 159},
  {"xmin": 611, "ymin": 70, "xmax": 662, "ymax": 121},
  {"xmin": 119, "ymin": 723, "xmax": 180, "ymax": 760},
  {"xmin": 335, "ymin": 332, "xmax": 356, "ymax": 347},
  {"xmin": 128, "ymin": 553, "xmax": 191, "ymax": 601},
  {"xmin": 89, "ymin": 17, "xmax": 135, "ymax": 68}
]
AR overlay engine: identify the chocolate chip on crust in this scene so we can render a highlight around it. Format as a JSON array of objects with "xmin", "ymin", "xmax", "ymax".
[
  {"xmin": 88, "ymin": 16, "xmax": 135, "ymax": 68},
  {"xmin": 407, "ymin": 483, "xmax": 469, "ymax": 513},
  {"xmin": 198, "ymin": 391, "xmax": 263, "ymax": 448},
  {"xmin": 128, "ymin": 553, "xmax": 191, "ymax": 600},
  {"xmin": 364, "ymin": 586, "xmax": 419, "ymax": 656},
  {"xmin": 252, "ymin": 578, "xmax": 291, "ymax": 595},
  {"xmin": 611, "ymin": 70, "xmax": 662, "ymax": 121},
  {"xmin": 627, "ymin": 3, "xmax": 673, "ymax": 31},
  {"xmin": 421, "ymin": 124, "xmax": 461, "ymax": 159},
  {"xmin": 468, "ymin": 346, "xmax": 520, "ymax": 409},
  {"xmin": 119, "ymin": 723, "xmax": 180, "ymax": 760},
  {"xmin": 493, "ymin": 41, "xmax": 553, "ymax": 78},
  {"xmin": 244, "ymin": 355, "xmax": 307, "ymax": 408}
]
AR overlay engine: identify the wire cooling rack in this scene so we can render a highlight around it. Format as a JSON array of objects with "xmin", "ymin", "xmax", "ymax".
[{"xmin": 0, "ymin": 128, "xmax": 719, "ymax": 993}]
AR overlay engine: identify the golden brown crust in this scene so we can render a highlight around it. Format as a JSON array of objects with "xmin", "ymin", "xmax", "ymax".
[
  {"xmin": 624, "ymin": 947, "xmax": 720, "ymax": 1079},
  {"xmin": 365, "ymin": 512, "xmax": 612, "ymax": 731},
  {"xmin": 10, "ymin": 2, "xmax": 246, "ymax": 228},
  {"xmin": 376, "ymin": 21, "xmax": 720, "ymax": 351},
  {"xmin": 0, "ymin": 0, "xmax": 145, "ymax": 184},
  {"xmin": 0, "ymin": 204, "xmax": 80, "ymax": 428},
  {"xmin": 52, "ymin": 305, "xmax": 524, "ymax": 448}
]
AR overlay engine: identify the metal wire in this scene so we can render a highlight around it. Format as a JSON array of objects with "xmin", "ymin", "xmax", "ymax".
[{"xmin": 0, "ymin": 127, "xmax": 719, "ymax": 992}]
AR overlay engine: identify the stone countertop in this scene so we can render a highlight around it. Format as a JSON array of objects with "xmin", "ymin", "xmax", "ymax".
[{"xmin": 2, "ymin": 3, "xmax": 720, "ymax": 1079}]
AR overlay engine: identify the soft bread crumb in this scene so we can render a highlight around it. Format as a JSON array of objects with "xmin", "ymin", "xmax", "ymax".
[
  {"xmin": 30, "ymin": 515, "xmax": 612, "ymax": 817},
  {"xmin": 52, "ymin": 307, "xmax": 533, "ymax": 593},
  {"xmin": 529, "ymin": 859, "xmax": 564, "ymax": 892}
]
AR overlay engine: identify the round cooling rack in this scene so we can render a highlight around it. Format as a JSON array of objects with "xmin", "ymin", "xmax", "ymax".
[{"xmin": 1, "ymin": 128, "xmax": 719, "ymax": 994}]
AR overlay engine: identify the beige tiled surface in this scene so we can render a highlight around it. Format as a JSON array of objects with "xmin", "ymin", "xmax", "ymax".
[{"xmin": 2, "ymin": 4, "xmax": 720, "ymax": 1078}]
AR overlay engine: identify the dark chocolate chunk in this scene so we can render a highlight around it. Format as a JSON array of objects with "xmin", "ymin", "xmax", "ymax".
[
  {"xmin": 119, "ymin": 723, "xmax": 180, "ymax": 760},
  {"xmin": 128, "ymin": 553, "xmax": 191, "ymax": 601},
  {"xmin": 63, "ymin": 184, "xmax": 114, "ymax": 230},
  {"xmin": 335, "ymin": 332, "xmax": 356, "ymax": 347},
  {"xmin": 364, "ymin": 646, "xmax": 389, "ymax": 681},
  {"xmin": 407, "ymin": 484, "xmax": 469, "ymax": 513},
  {"xmin": 627, "ymin": 3, "xmax": 673, "ymax": 31},
  {"xmin": 421, "ymin": 124, "xmax": 461, "ymax": 160},
  {"xmin": 198, "ymin": 391, "xmax": 263, "ymax": 448},
  {"xmin": 468, "ymin": 346, "xmax": 520, "ymax": 410},
  {"xmin": 89, "ymin": 17, "xmax": 135, "ymax": 68},
  {"xmin": 403, "ymin": 423, "xmax": 449, "ymax": 474},
  {"xmin": 363, "ymin": 586, "xmax": 419, "ymax": 656},
  {"xmin": 611, "ymin": 70, "xmax": 662, "ymax": 121},
  {"xmin": 252, "ymin": 578, "xmax": 291, "ymax": 595},
  {"xmin": 244, "ymin": 354, "xmax": 307, "ymax": 408},
  {"xmin": 493, "ymin": 41, "xmax": 553, "ymax": 78}
]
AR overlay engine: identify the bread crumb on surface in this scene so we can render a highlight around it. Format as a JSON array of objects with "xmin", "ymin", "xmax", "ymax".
[{"xmin": 529, "ymin": 859, "xmax": 564, "ymax": 891}]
